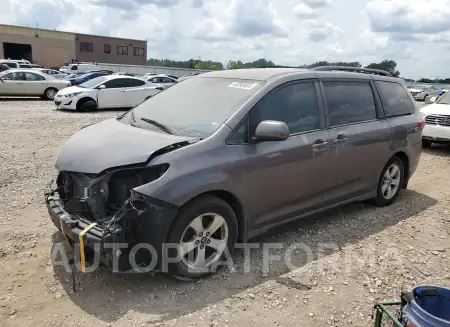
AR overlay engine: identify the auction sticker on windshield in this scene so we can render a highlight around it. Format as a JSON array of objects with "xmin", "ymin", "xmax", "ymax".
[{"xmin": 228, "ymin": 82, "xmax": 259, "ymax": 90}]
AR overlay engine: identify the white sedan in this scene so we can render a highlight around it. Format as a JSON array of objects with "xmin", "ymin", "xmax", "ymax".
[
  {"xmin": 0, "ymin": 69, "xmax": 71, "ymax": 100},
  {"xmin": 145, "ymin": 74, "xmax": 178, "ymax": 89},
  {"xmin": 54, "ymin": 75, "xmax": 165, "ymax": 111},
  {"xmin": 408, "ymin": 85, "xmax": 443, "ymax": 101},
  {"xmin": 420, "ymin": 92, "xmax": 450, "ymax": 148}
]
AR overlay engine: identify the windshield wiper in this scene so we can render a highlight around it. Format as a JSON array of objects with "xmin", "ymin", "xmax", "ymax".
[{"xmin": 140, "ymin": 118, "xmax": 175, "ymax": 135}]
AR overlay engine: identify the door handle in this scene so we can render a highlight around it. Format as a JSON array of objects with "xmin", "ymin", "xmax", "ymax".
[
  {"xmin": 334, "ymin": 134, "xmax": 347, "ymax": 143},
  {"xmin": 312, "ymin": 139, "xmax": 329, "ymax": 152},
  {"xmin": 313, "ymin": 138, "xmax": 327, "ymax": 145}
]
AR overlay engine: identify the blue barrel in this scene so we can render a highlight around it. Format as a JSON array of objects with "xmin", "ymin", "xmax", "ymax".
[{"xmin": 402, "ymin": 286, "xmax": 450, "ymax": 327}]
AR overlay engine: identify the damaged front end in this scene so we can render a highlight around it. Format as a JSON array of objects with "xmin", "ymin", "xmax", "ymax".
[{"xmin": 45, "ymin": 164, "xmax": 178, "ymax": 273}]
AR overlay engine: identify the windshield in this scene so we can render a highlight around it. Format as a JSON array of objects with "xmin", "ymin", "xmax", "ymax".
[
  {"xmin": 124, "ymin": 77, "xmax": 265, "ymax": 138},
  {"xmin": 79, "ymin": 76, "xmax": 108, "ymax": 88},
  {"xmin": 436, "ymin": 91, "xmax": 450, "ymax": 105}
]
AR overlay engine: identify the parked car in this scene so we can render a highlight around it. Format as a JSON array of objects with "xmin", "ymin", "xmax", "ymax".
[
  {"xmin": 68, "ymin": 71, "xmax": 110, "ymax": 86},
  {"xmin": 59, "ymin": 63, "xmax": 98, "ymax": 74},
  {"xmin": 53, "ymin": 75, "xmax": 165, "ymax": 111},
  {"xmin": 19, "ymin": 63, "xmax": 43, "ymax": 68},
  {"xmin": 0, "ymin": 69, "xmax": 71, "ymax": 99},
  {"xmin": 113, "ymin": 72, "xmax": 137, "ymax": 76},
  {"xmin": 143, "ymin": 73, "xmax": 157, "ymax": 78},
  {"xmin": 45, "ymin": 67, "xmax": 423, "ymax": 279},
  {"xmin": 409, "ymin": 85, "xmax": 443, "ymax": 101},
  {"xmin": 420, "ymin": 91, "xmax": 450, "ymax": 148},
  {"xmin": 0, "ymin": 63, "xmax": 9, "ymax": 72},
  {"xmin": 35, "ymin": 68, "xmax": 69, "ymax": 80},
  {"xmin": 145, "ymin": 74, "xmax": 178, "ymax": 88}
]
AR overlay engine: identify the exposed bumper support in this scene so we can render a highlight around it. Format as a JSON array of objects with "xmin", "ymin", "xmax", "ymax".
[{"xmin": 44, "ymin": 181, "xmax": 180, "ymax": 273}]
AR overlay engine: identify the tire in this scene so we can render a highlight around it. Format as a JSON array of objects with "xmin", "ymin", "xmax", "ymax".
[
  {"xmin": 76, "ymin": 98, "xmax": 97, "ymax": 112},
  {"xmin": 166, "ymin": 195, "xmax": 238, "ymax": 280},
  {"xmin": 422, "ymin": 140, "xmax": 432, "ymax": 148},
  {"xmin": 423, "ymin": 94, "xmax": 428, "ymax": 101},
  {"xmin": 43, "ymin": 87, "xmax": 58, "ymax": 100},
  {"xmin": 372, "ymin": 156, "xmax": 405, "ymax": 207}
]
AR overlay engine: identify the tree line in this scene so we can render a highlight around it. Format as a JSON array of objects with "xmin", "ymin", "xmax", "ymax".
[{"xmin": 147, "ymin": 58, "xmax": 448, "ymax": 82}]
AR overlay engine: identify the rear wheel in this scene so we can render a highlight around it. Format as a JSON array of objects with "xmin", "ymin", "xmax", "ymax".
[
  {"xmin": 422, "ymin": 140, "xmax": 432, "ymax": 148},
  {"xmin": 372, "ymin": 157, "xmax": 404, "ymax": 207},
  {"xmin": 43, "ymin": 87, "xmax": 58, "ymax": 100},
  {"xmin": 166, "ymin": 195, "xmax": 238, "ymax": 280}
]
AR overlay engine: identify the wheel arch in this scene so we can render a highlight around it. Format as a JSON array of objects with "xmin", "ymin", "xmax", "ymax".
[
  {"xmin": 76, "ymin": 96, "xmax": 97, "ymax": 110},
  {"xmin": 43, "ymin": 86, "xmax": 58, "ymax": 99},
  {"xmin": 392, "ymin": 151, "xmax": 409, "ymax": 188},
  {"xmin": 167, "ymin": 190, "xmax": 247, "ymax": 243}
]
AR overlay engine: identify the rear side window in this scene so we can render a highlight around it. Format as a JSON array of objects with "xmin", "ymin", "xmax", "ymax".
[
  {"xmin": 323, "ymin": 81, "xmax": 376, "ymax": 127},
  {"xmin": 375, "ymin": 81, "xmax": 414, "ymax": 117},
  {"xmin": 121, "ymin": 78, "xmax": 146, "ymax": 87}
]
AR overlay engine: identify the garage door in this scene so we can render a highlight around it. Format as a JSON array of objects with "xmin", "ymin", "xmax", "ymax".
[{"xmin": 43, "ymin": 46, "xmax": 69, "ymax": 68}]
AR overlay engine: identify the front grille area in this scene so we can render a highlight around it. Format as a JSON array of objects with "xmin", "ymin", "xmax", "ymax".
[{"xmin": 425, "ymin": 114, "xmax": 450, "ymax": 127}]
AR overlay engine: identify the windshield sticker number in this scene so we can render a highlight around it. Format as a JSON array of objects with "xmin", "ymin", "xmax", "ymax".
[{"xmin": 228, "ymin": 82, "xmax": 258, "ymax": 90}]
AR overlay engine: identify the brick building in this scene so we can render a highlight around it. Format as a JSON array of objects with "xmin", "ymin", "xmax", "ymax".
[{"xmin": 0, "ymin": 24, "xmax": 147, "ymax": 68}]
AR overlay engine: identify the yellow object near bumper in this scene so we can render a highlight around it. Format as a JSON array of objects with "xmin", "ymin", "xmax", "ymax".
[{"xmin": 78, "ymin": 222, "xmax": 97, "ymax": 272}]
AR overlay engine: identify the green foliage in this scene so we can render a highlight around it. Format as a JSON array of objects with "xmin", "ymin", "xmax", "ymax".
[
  {"xmin": 146, "ymin": 58, "xmax": 224, "ymax": 70},
  {"xmin": 365, "ymin": 60, "xmax": 400, "ymax": 77},
  {"xmin": 298, "ymin": 61, "xmax": 362, "ymax": 68},
  {"xmin": 417, "ymin": 77, "xmax": 450, "ymax": 84},
  {"xmin": 145, "ymin": 57, "xmax": 448, "ymax": 82}
]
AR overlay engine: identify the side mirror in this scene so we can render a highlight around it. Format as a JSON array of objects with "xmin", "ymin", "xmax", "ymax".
[
  {"xmin": 254, "ymin": 120, "xmax": 289, "ymax": 142},
  {"xmin": 97, "ymin": 84, "xmax": 106, "ymax": 90}
]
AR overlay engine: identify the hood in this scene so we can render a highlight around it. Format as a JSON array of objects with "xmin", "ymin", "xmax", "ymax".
[
  {"xmin": 55, "ymin": 118, "xmax": 197, "ymax": 174},
  {"xmin": 420, "ymin": 103, "xmax": 450, "ymax": 116},
  {"xmin": 56, "ymin": 86, "xmax": 86, "ymax": 95},
  {"xmin": 409, "ymin": 88, "xmax": 424, "ymax": 93}
]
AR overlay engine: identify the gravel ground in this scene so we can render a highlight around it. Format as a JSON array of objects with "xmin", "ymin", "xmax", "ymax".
[{"xmin": 0, "ymin": 99, "xmax": 449, "ymax": 327}]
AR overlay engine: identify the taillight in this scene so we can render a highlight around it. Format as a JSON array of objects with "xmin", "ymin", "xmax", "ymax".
[{"xmin": 418, "ymin": 120, "xmax": 425, "ymax": 129}]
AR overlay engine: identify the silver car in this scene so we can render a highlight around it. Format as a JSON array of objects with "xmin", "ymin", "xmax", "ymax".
[
  {"xmin": 36, "ymin": 68, "xmax": 69, "ymax": 80},
  {"xmin": 409, "ymin": 85, "xmax": 443, "ymax": 101},
  {"xmin": 0, "ymin": 69, "xmax": 71, "ymax": 100},
  {"xmin": 45, "ymin": 67, "xmax": 423, "ymax": 279}
]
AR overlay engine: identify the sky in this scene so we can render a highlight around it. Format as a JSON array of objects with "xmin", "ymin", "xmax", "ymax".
[{"xmin": 1, "ymin": 0, "xmax": 450, "ymax": 79}]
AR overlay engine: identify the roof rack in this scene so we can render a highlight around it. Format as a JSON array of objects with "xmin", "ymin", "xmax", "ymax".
[{"xmin": 311, "ymin": 66, "xmax": 393, "ymax": 77}]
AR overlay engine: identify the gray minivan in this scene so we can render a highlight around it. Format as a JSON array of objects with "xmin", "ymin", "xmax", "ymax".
[{"xmin": 45, "ymin": 66, "xmax": 423, "ymax": 279}]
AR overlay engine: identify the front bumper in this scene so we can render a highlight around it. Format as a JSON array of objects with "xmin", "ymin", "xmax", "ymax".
[
  {"xmin": 54, "ymin": 95, "xmax": 77, "ymax": 110},
  {"xmin": 44, "ymin": 182, "xmax": 180, "ymax": 272},
  {"xmin": 422, "ymin": 124, "xmax": 450, "ymax": 142}
]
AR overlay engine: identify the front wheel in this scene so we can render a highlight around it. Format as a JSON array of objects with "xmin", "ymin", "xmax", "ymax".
[
  {"xmin": 372, "ymin": 157, "xmax": 404, "ymax": 207},
  {"xmin": 166, "ymin": 195, "xmax": 238, "ymax": 280}
]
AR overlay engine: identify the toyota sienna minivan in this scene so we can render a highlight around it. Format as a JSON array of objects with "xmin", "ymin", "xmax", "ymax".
[{"xmin": 45, "ymin": 66, "xmax": 423, "ymax": 279}]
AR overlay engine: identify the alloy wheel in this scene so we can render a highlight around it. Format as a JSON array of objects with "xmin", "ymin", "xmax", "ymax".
[
  {"xmin": 46, "ymin": 89, "xmax": 56, "ymax": 100},
  {"xmin": 179, "ymin": 213, "xmax": 228, "ymax": 270},
  {"xmin": 382, "ymin": 163, "xmax": 401, "ymax": 200}
]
